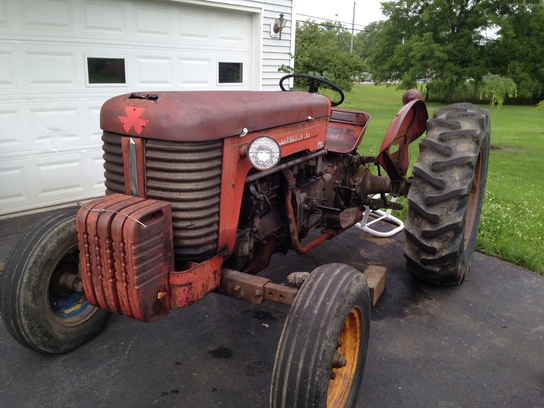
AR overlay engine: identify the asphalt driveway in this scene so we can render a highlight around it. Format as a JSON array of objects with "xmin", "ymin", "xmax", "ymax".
[{"xmin": 0, "ymin": 209, "xmax": 543, "ymax": 407}]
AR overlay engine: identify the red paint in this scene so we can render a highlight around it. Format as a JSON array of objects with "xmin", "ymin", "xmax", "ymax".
[
  {"xmin": 169, "ymin": 253, "xmax": 224, "ymax": 308},
  {"xmin": 378, "ymin": 99, "xmax": 428, "ymax": 180},
  {"xmin": 119, "ymin": 106, "xmax": 148, "ymax": 135},
  {"xmin": 77, "ymin": 194, "xmax": 174, "ymax": 322}
]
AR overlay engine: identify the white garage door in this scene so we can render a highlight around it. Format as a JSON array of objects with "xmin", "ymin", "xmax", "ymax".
[{"xmin": 0, "ymin": 0, "xmax": 254, "ymax": 215}]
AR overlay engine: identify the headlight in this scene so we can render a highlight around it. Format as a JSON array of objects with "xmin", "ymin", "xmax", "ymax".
[{"xmin": 247, "ymin": 136, "xmax": 281, "ymax": 170}]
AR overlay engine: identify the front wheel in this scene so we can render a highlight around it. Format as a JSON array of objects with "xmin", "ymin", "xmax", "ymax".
[
  {"xmin": 270, "ymin": 263, "xmax": 371, "ymax": 408},
  {"xmin": 404, "ymin": 103, "xmax": 491, "ymax": 285},
  {"xmin": 0, "ymin": 209, "xmax": 111, "ymax": 353}
]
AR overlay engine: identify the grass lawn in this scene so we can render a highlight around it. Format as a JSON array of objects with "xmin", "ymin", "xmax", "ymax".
[{"xmin": 341, "ymin": 84, "xmax": 544, "ymax": 274}]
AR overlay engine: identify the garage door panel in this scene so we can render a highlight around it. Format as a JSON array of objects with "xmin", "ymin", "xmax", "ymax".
[
  {"xmin": 30, "ymin": 105, "xmax": 102, "ymax": 149},
  {"xmin": 85, "ymin": 105, "xmax": 103, "ymax": 143},
  {"xmin": 83, "ymin": 1, "xmax": 127, "ymax": 35},
  {"xmin": 36, "ymin": 159, "xmax": 85, "ymax": 198},
  {"xmin": 25, "ymin": 51, "xmax": 78, "ymax": 88},
  {"xmin": 0, "ymin": 1, "xmax": 9, "ymax": 28},
  {"xmin": 0, "ymin": 164, "xmax": 30, "ymax": 209},
  {"xmin": 1, "ymin": 102, "xmax": 102, "ymax": 154},
  {"xmin": 89, "ymin": 152, "xmax": 106, "ymax": 190},
  {"xmin": 35, "ymin": 151, "xmax": 104, "ymax": 199},
  {"xmin": 0, "ymin": 50, "xmax": 16, "ymax": 88},
  {"xmin": 179, "ymin": 58, "xmax": 213, "ymax": 88},
  {"xmin": 0, "ymin": 150, "xmax": 105, "ymax": 212},
  {"xmin": 134, "ymin": 3, "xmax": 173, "ymax": 38},
  {"xmin": 179, "ymin": 10, "xmax": 211, "ymax": 41},
  {"xmin": 22, "ymin": 0, "xmax": 73, "ymax": 31},
  {"xmin": 217, "ymin": 15, "xmax": 250, "ymax": 43},
  {"xmin": 31, "ymin": 107, "xmax": 80, "ymax": 144},
  {"xmin": 0, "ymin": 110, "xmax": 21, "ymax": 149},
  {"xmin": 136, "ymin": 56, "xmax": 174, "ymax": 87}
]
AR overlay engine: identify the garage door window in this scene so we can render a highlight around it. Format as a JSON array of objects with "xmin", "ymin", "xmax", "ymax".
[
  {"xmin": 219, "ymin": 62, "xmax": 243, "ymax": 84},
  {"xmin": 87, "ymin": 57, "xmax": 126, "ymax": 85}
]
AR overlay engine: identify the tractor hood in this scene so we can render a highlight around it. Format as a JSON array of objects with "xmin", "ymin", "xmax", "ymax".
[{"xmin": 100, "ymin": 91, "xmax": 331, "ymax": 142}]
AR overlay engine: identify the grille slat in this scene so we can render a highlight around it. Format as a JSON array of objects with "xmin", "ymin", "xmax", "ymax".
[
  {"xmin": 147, "ymin": 187, "xmax": 221, "ymax": 201},
  {"xmin": 146, "ymin": 178, "xmax": 221, "ymax": 193}
]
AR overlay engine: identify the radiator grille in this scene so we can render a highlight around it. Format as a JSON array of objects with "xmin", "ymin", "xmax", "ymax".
[
  {"xmin": 101, "ymin": 134, "xmax": 223, "ymax": 262},
  {"xmin": 102, "ymin": 132, "xmax": 125, "ymax": 195},
  {"xmin": 145, "ymin": 140, "xmax": 223, "ymax": 261}
]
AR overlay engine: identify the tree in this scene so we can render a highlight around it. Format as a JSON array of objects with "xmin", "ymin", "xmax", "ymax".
[
  {"xmin": 290, "ymin": 21, "xmax": 365, "ymax": 92},
  {"xmin": 366, "ymin": 0, "xmax": 509, "ymax": 101},
  {"xmin": 291, "ymin": 1, "xmax": 544, "ymax": 104},
  {"xmin": 487, "ymin": 2, "xmax": 544, "ymax": 102},
  {"xmin": 354, "ymin": 21, "xmax": 385, "ymax": 60}
]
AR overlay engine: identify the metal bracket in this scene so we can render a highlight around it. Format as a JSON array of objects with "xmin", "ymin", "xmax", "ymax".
[{"xmin": 218, "ymin": 268, "xmax": 297, "ymax": 305}]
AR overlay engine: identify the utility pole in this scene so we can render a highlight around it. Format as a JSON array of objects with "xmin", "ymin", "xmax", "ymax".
[{"xmin": 350, "ymin": 2, "xmax": 356, "ymax": 52}]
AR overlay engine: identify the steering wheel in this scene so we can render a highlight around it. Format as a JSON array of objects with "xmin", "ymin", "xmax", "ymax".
[{"xmin": 279, "ymin": 74, "xmax": 345, "ymax": 107}]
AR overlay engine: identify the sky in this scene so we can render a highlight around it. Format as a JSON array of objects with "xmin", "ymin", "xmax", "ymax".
[{"xmin": 294, "ymin": 0, "xmax": 386, "ymax": 33}]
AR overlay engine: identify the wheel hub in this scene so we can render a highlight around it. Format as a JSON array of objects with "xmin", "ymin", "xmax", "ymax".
[{"xmin": 327, "ymin": 307, "xmax": 362, "ymax": 407}]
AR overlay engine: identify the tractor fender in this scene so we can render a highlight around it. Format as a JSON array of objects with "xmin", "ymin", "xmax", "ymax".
[{"xmin": 378, "ymin": 99, "xmax": 428, "ymax": 180}]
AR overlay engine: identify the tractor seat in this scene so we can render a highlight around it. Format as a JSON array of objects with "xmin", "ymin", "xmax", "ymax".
[{"xmin": 326, "ymin": 108, "xmax": 371, "ymax": 153}]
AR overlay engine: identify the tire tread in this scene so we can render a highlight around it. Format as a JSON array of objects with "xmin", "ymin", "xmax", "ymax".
[
  {"xmin": 404, "ymin": 103, "xmax": 491, "ymax": 285},
  {"xmin": 271, "ymin": 264, "xmax": 370, "ymax": 408}
]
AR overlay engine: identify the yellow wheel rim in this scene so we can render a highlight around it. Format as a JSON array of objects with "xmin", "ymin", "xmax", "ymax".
[{"xmin": 327, "ymin": 307, "xmax": 362, "ymax": 407}]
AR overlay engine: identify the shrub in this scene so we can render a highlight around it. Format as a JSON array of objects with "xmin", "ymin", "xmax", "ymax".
[{"xmin": 480, "ymin": 74, "xmax": 518, "ymax": 108}]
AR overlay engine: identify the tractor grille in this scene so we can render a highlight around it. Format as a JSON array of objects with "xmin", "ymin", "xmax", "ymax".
[
  {"xmin": 101, "ymin": 133, "xmax": 223, "ymax": 262},
  {"xmin": 145, "ymin": 140, "xmax": 223, "ymax": 260},
  {"xmin": 102, "ymin": 132, "xmax": 125, "ymax": 195}
]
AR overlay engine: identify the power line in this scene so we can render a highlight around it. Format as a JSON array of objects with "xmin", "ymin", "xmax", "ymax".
[
  {"xmin": 296, "ymin": 13, "xmax": 370, "ymax": 29},
  {"xmin": 295, "ymin": 17, "xmax": 376, "ymax": 34}
]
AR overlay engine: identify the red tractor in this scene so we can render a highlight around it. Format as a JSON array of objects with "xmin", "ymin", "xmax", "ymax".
[{"xmin": 0, "ymin": 75, "xmax": 490, "ymax": 407}]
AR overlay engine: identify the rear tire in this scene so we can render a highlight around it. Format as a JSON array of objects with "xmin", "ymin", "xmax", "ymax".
[
  {"xmin": 270, "ymin": 263, "xmax": 371, "ymax": 407},
  {"xmin": 404, "ymin": 103, "xmax": 490, "ymax": 285},
  {"xmin": 0, "ymin": 209, "xmax": 111, "ymax": 353}
]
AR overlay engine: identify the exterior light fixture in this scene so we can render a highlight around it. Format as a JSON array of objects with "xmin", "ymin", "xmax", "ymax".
[{"xmin": 272, "ymin": 13, "xmax": 287, "ymax": 40}]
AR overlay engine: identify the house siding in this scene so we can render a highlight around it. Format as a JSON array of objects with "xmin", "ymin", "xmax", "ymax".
[{"xmin": 260, "ymin": 1, "xmax": 293, "ymax": 89}]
